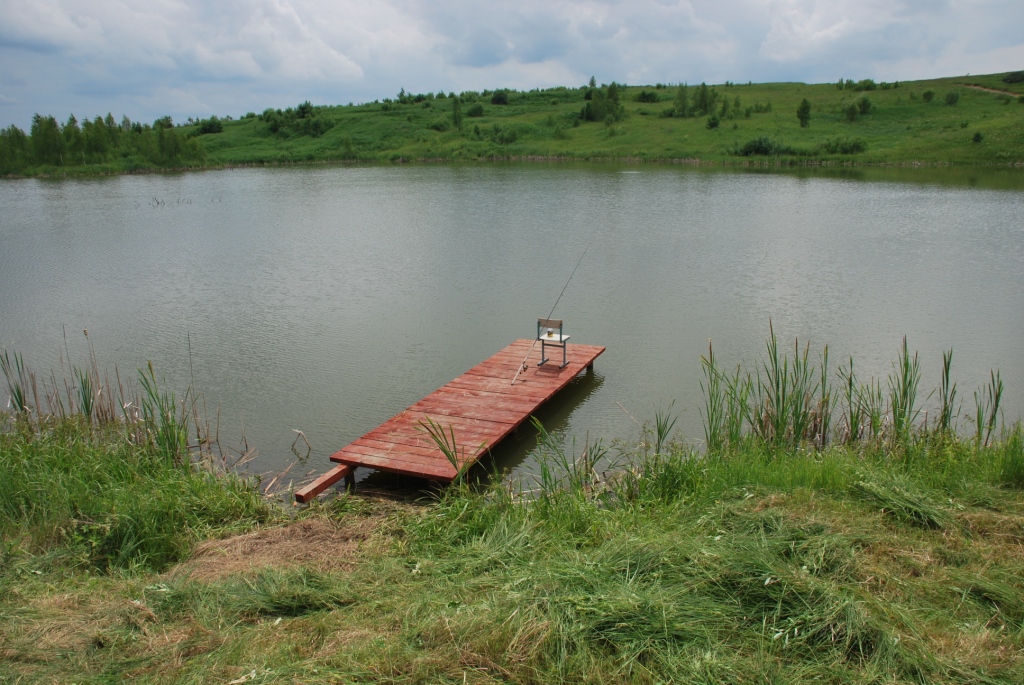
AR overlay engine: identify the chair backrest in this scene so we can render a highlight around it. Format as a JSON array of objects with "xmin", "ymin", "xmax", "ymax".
[{"xmin": 537, "ymin": 318, "xmax": 563, "ymax": 337}]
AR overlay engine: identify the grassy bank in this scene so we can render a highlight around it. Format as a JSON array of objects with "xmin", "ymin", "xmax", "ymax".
[
  {"xmin": 3, "ymin": 333, "xmax": 1024, "ymax": 683},
  {"xmin": 3, "ymin": 425, "xmax": 1024, "ymax": 683},
  {"xmin": 3, "ymin": 72, "xmax": 1024, "ymax": 177}
]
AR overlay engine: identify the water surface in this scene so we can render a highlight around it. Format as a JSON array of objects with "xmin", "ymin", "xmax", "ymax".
[{"xmin": 2, "ymin": 164, "xmax": 1022, "ymax": 482}]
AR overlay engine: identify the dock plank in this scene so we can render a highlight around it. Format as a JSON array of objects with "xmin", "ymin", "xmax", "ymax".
[{"xmin": 304, "ymin": 339, "xmax": 604, "ymax": 493}]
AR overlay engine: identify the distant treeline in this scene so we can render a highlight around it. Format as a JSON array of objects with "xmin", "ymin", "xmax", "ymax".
[{"xmin": 0, "ymin": 113, "xmax": 204, "ymax": 175}]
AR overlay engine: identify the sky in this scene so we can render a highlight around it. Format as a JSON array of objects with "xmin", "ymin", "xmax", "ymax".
[{"xmin": 1, "ymin": 0, "xmax": 1022, "ymax": 130}]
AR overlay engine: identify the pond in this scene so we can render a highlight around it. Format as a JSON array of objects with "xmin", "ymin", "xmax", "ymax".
[{"xmin": 2, "ymin": 163, "xmax": 1022, "ymax": 483}]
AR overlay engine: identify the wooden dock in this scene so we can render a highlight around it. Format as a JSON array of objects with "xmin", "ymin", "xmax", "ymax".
[{"xmin": 295, "ymin": 339, "xmax": 605, "ymax": 502}]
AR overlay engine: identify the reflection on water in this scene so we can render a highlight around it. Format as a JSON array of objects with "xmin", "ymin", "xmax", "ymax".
[{"xmin": 1, "ymin": 163, "xmax": 1022, "ymax": 481}]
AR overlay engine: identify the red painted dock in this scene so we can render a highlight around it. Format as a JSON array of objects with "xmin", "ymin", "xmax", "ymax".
[{"xmin": 295, "ymin": 339, "xmax": 604, "ymax": 501}]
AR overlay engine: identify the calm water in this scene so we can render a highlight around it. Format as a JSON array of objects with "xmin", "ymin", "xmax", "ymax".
[{"xmin": 2, "ymin": 164, "xmax": 1023, "ymax": 483}]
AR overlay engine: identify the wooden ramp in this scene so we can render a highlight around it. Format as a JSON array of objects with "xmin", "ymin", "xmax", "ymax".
[{"xmin": 295, "ymin": 339, "xmax": 604, "ymax": 501}]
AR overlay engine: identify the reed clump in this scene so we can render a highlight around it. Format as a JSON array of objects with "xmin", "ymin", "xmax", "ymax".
[
  {"xmin": 700, "ymin": 322, "xmax": 1009, "ymax": 455},
  {"xmin": 1, "ymin": 338, "xmax": 270, "ymax": 570},
  {"xmin": 3, "ymin": 328, "xmax": 1023, "ymax": 683}
]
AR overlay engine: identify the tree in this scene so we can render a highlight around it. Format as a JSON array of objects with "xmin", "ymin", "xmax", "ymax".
[
  {"xmin": 30, "ymin": 114, "xmax": 65, "ymax": 165},
  {"xmin": 796, "ymin": 98, "xmax": 811, "ymax": 127},
  {"xmin": 451, "ymin": 96, "xmax": 463, "ymax": 131},
  {"xmin": 580, "ymin": 86, "xmax": 624, "ymax": 123},
  {"xmin": 0, "ymin": 124, "xmax": 31, "ymax": 173},
  {"xmin": 673, "ymin": 84, "xmax": 689, "ymax": 117},
  {"xmin": 64, "ymin": 114, "xmax": 84, "ymax": 163},
  {"xmin": 83, "ymin": 116, "xmax": 110, "ymax": 162},
  {"xmin": 606, "ymin": 82, "xmax": 620, "ymax": 104},
  {"xmin": 588, "ymin": 75, "xmax": 596, "ymax": 88}
]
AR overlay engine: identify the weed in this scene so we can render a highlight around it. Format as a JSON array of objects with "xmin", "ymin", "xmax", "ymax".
[{"xmin": 888, "ymin": 337, "xmax": 921, "ymax": 440}]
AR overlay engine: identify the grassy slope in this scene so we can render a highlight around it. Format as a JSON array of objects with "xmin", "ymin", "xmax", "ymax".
[
  {"xmin": 189, "ymin": 73, "xmax": 1024, "ymax": 168},
  {"xmin": 3, "ymin": 421, "xmax": 1024, "ymax": 683}
]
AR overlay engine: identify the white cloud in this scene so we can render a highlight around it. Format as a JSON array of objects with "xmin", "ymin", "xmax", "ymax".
[{"xmin": 0, "ymin": 0, "xmax": 1021, "ymax": 128}]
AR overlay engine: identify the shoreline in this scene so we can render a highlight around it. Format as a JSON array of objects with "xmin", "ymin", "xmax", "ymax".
[{"xmin": 6, "ymin": 153, "xmax": 1024, "ymax": 181}]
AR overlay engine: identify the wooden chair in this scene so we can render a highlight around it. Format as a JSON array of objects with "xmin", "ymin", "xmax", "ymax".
[{"xmin": 537, "ymin": 318, "xmax": 569, "ymax": 368}]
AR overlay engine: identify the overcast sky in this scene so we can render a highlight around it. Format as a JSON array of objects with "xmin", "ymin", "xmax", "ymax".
[{"xmin": 2, "ymin": 0, "xmax": 1022, "ymax": 129}]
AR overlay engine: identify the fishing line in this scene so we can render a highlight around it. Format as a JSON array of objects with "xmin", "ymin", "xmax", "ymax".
[{"xmin": 511, "ymin": 243, "xmax": 590, "ymax": 385}]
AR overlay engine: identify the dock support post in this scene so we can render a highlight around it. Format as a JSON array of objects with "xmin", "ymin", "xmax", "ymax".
[{"xmin": 294, "ymin": 464, "xmax": 353, "ymax": 503}]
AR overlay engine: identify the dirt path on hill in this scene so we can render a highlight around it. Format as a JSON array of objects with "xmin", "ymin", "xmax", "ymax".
[{"xmin": 959, "ymin": 83, "xmax": 1018, "ymax": 95}]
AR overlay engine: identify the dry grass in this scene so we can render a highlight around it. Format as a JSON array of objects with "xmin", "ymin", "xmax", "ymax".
[{"xmin": 172, "ymin": 516, "xmax": 381, "ymax": 581}]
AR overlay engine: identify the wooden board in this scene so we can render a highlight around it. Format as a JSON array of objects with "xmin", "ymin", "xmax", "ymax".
[{"xmin": 323, "ymin": 339, "xmax": 605, "ymax": 484}]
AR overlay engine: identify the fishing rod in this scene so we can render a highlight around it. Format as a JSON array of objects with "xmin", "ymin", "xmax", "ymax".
[{"xmin": 511, "ymin": 243, "xmax": 590, "ymax": 385}]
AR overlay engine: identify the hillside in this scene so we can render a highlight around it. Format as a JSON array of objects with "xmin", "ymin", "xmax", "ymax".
[{"xmin": 2, "ymin": 72, "xmax": 1024, "ymax": 176}]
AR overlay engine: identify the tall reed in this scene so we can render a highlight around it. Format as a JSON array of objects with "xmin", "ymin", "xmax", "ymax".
[
  {"xmin": 974, "ymin": 370, "xmax": 1004, "ymax": 446},
  {"xmin": 838, "ymin": 357, "xmax": 863, "ymax": 443},
  {"xmin": 888, "ymin": 336, "xmax": 921, "ymax": 440},
  {"xmin": 695, "ymin": 325, "xmax": 1007, "ymax": 454},
  {"xmin": 938, "ymin": 348, "xmax": 958, "ymax": 434},
  {"xmin": 700, "ymin": 341, "xmax": 725, "ymax": 453},
  {"xmin": 0, "ymin": 349, "xmax": 30, "ymax": 418},
  {"xmin": 138, "ymin": 361, "xmax": 190, "ymax": 462},
  {"xmin": 752, "ymin": 322, "xmax": 820, "ymax": 448}
]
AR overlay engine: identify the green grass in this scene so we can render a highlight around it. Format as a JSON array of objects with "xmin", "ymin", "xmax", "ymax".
[
  {"xmin": 4, "ymin": 428, "xmax": 1024, "ymax": 683},
  {"xmin": 190, "ymin": 75, "xmax": 1024, "ymax": 168},
  {"xmin": 5, "ymin": 72, "xmax": 1023, "ymax": 177},
  {"xmin": 0, "ymin": 420, "xmax": 271, "ymax": 571},
  {"xmin": 4, "ymin": 331, "xmax": 1024, "ymax": 682}
]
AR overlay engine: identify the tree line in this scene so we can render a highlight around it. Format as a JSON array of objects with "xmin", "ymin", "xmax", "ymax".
[{"xmin": 0, "ymin": 113, "xmax": 204, "ymax": 175}]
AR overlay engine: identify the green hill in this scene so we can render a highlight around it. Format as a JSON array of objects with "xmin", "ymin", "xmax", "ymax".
[{"xmin": 3, "ymin": 72, "xmax": 1024, "ymax": 176}]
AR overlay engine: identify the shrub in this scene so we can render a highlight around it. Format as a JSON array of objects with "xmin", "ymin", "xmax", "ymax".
[
  {"xmin": 490, "ymin": 90, "xmax": 509, "ymax": 105},
  {"xmin": 819, "ymin": 137, "xmax": 867, "ymax": 154},
  {"xmin": 972, "ymin": 131, "xmax": 984, "ymax": 143},
  {"xmin": 580, "ymin": 87, "xmax": 624, "ymax": 123},
  {"xmin": 196, "ymin": 116, "xmax": 223, "ymax": 135},
  {"xmin": 427, "ymin": 118, "xmax": 450, "ymax": 132},
  {"xmin": 944, "ymin": 90, "xmax": 961, "ymax": 106},
  {"xmin": 1002, "ymin": 71, "xmax": 1024, "ymax": 84},
  {"xmin": 734, "ymin": 136, "xmax": 797, "ymax": 156},
  {"xmin": 857, "ymin": 96, "xmax": 873, "ymax": 115},
  {"xmin": 843, "ymin": 102, "xmax": 859, "ymax": 122},
  {"xmin": 634, "ymin": 90, "xmax": 659, "ymax": 103},
  {"xmin": 922, "ymin": 90, "xmax": 935, "ymax": 103},
  {"xmin": 489, "ymin": 123, "xmax": 519, "ymax": 144},
  {"xmin": 466, "ymin": 103, "xmax": 484, "ymax": 117},
  {"xmin": 706, "ymin": 113, "xmax": 720, "ymax": 129}
]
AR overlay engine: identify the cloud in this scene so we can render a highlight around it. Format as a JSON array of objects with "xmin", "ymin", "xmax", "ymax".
[{"xmin": 0, "ymin": 0, "xmax": 1021, "ymax": 129}]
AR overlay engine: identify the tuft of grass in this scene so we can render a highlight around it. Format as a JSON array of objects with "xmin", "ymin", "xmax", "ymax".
[
  {"xmin": 418, "ymin": 415, "xmax": 475, "ymax": 482},
  {"xmin": 851, "ymin": 477, "xmax": 955, "ymax": 530}
]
